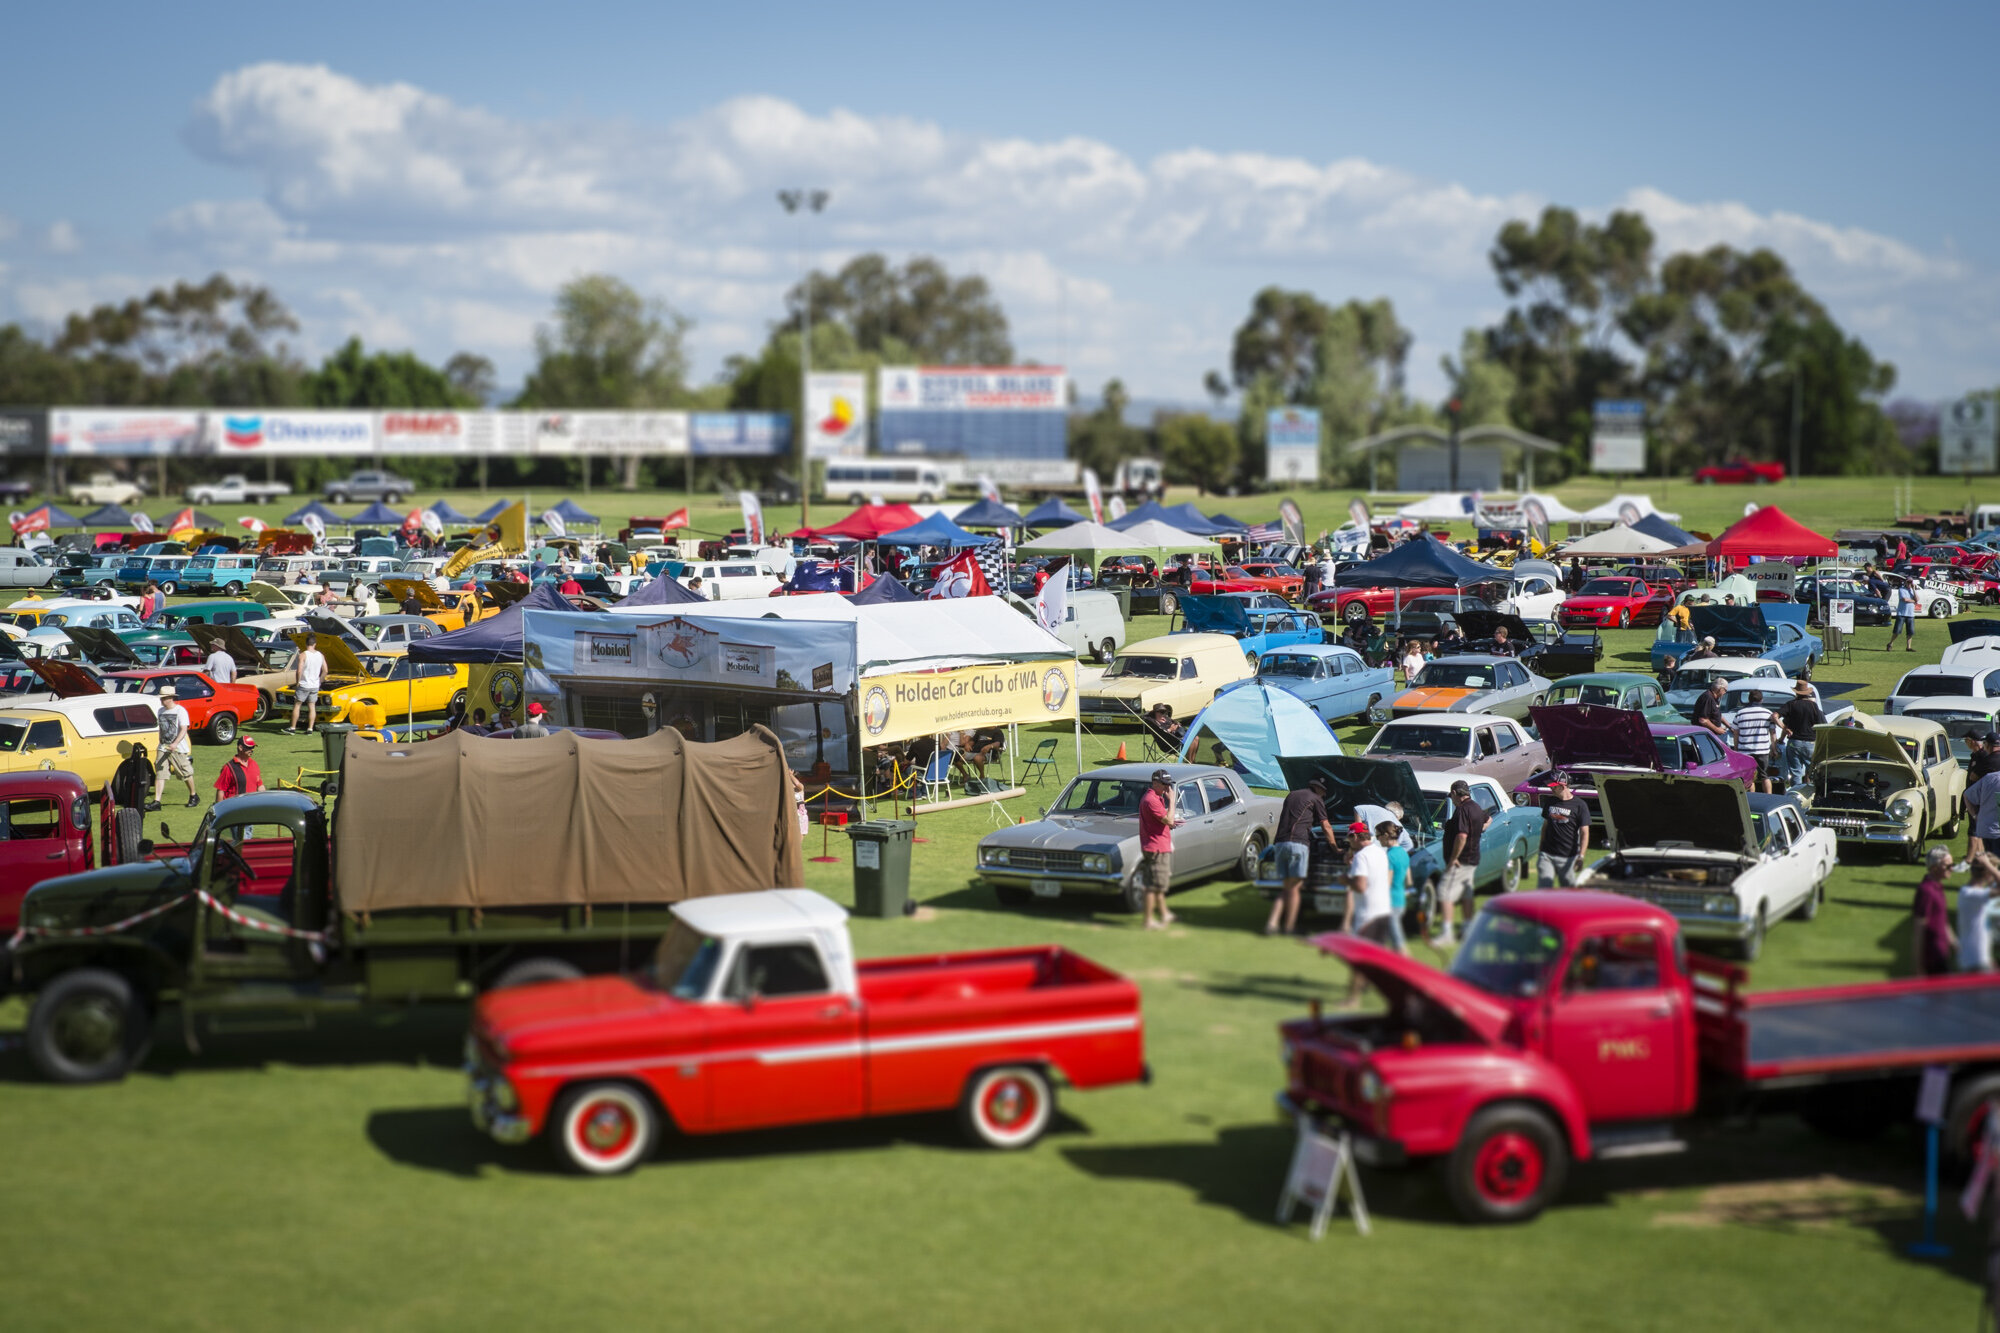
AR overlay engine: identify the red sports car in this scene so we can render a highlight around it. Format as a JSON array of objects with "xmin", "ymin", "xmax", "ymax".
[
  {"xmin": 1694, "ymin": 459, "xmax": 1786, "ymax": 485},
  {"xmin": 1163, "ymin": 560, "xmax": 1259, "ymax": 597},
  {"xmin": 1557, "ymin": 576, "xmax": 1663, "ymax": 629},
  {"xmin": 1307, "ymin": 583, "xmax": 1464, "ymax": 625},
  {"xmin": 1225, "ymin": 562, "xmax": 1305, "ymax": 599},
  {"xmin": 105, "ymin": 667, "xmax": 263, "ymax": 743}
]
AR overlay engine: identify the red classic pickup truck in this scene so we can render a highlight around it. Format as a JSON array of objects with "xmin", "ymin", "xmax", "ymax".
[
  {"xmin": 1282, "ymin": 891, "xmax": 2000, "ymax": 1223},
  {"xmin": 469, "ymin": 889, "xmax": 1148, "ymax": 1174}
]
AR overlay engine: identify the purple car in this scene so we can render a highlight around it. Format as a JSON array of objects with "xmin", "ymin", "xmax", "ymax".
[{"xmin": 1511, "ymin": 703, "xmax": 1756, "ymax": 830}]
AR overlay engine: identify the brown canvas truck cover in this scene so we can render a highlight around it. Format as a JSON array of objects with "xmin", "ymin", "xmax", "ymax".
[{"xmin": 334, "ymin": 724, "xmax": 804, "ymax": 914}]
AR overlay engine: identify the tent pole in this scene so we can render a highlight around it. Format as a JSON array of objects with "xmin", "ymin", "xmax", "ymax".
[{"xmin": 1074, "ymin": 713, "xmax": 1083, "ymax": 778}]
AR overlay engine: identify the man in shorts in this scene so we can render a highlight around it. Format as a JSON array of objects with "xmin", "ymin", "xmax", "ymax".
[
  {"xmin": 1342, "ymin": 822, "xmax": 1397, "ymax": 1002},
  {"xmin": 1536, "ymin": 776, "xmax": 1591, "ymax": 887},
  {"xmin": 288, "ymin": 636, "xmax": 328, "ymax": 734},
  {"xmin": 1136, "ymin": 769, "xmax": 1183, "ymax": 931},
  {"xmin": 1729, "ymin": 688, "xmax": 1779, "ymax": 794},
  {"xmin": 150, "ymin": 685, "xmax": 199, "ymax": 811},
  {"xmin": 1433, "ymin": 779, "xmax": 1487, "ymax": 948},
  {"xmin": 1266, "ymin": 775, "xmax": 1338, "ymax": 936}
]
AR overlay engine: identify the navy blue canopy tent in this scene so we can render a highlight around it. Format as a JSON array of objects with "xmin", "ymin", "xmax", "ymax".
[
  {"xmin": 348, "ymin": 501, "xmax": 404, "ymax": 525},
  {"xmin": 543, "ymin": 498, "xmax": 598, "ymax": 527},
  {"xmin": 33, "ymin": 503, "xmax": 83, "ymax": 529},
  {"xmin": 1161, "ymin": 502, "xmax": 1234, "ymax": 537},
  {"xmin": 875, "ymin": 513, "xmax": 995, "ymax": 547},
  {"xmin": 80, "ymin": 503, "xmax": 143, "ymax": 528},
  {"xmin": 1107, "ymin": 499, "xmax": 1175, "ymax": 532},
  {"xmin": 428, "ymin": 499, "xmax": 474, "ymax": 525},
  {"xmin": 617, "ymin": 572, "xmax": 706, "ymax": 606},
  {"xmin": 407, "ymin": 583, "xmax": 570, "ymax": 665},
  {"xmin": 952, "ymin": 497, "xmax": 1025, "ymax": 529},
  {"xmin": 1633, "ymin": 512, "xmax": 1699, "ymax": 548},
  {"xmin": 473, "ymin": 499, "xmax": 511, "ymax": 525},
  {"xmin": 1333, "ymin": 535, "xmax": 1506, "ymax": 589},
  {"xmin": 846, "ymin": 574, "xmax": 920, "ymax": 604},
  {"xmin": 284, "ymin": 499, "xmax": 343, "ymax": 526},
  {"xmin": 1206, "ymin": 511, "xmax": 1254, "ymax": 532},
  {"xmin": 1022, "ymin": 497, "xmax": 1087, "ymax": 528}
]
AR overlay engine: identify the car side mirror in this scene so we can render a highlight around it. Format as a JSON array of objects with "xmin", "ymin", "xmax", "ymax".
[{"xmin": 160, "ymin": 821, "xmax": 173, "ymax": 842}]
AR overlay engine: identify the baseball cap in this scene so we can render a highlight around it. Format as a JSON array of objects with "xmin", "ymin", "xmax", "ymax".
[
  {"xmin": 1548, "ymin": 775, "xmax": 1570, "ymax": 789},
  {"xmin": 1306, "ymin": 775, "xmax": 1327, "ymax": 793},
  {"xmin": 527, "ymin": 701, "xmax": 547, "ymax": 717},
  {"xmin": 1985, "ymin": 731, "xmax": 2000, "ymax": 746},
  {"xmin": 236, "ymin": 736, "xmax": 257, "ymax": 751},
  {"xmin": 1449, "ymin": 779, "xmax": 1471, "ymax": 797},
  {"xmin": 1348, "ymin": 820, "xmax": 1371, "ymax": 837},
  {"xmin": 1150, "ymin": 768, "xmax": 1171, "ymax": 784}
]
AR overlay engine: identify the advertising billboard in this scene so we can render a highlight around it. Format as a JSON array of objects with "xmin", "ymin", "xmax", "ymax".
[
  {"xmin": 0, "ymin": 409, "xmax": 45, "ymax": 455},
  {"xmin": 1265, "ymin": 407, "xmax": 1321, "ymax": 484},
  {"xmin": 1940, "ymin": 396, "xmax": 1998, "ymax": 475},
  {"xmin": 206, "ymin": 411, "xmax": 374, "ymax": 456},
  {"xmin": 52, "ymin": 409, "xmax": 205, "ymax": 457},
  {"xmin": 877, "ymin": 366, "xmax": 1068, "ymax": 460},
  {"xmin": 689, "ymin": 413, "xmax": 790, "ymax": 457},
  {"xmin": 806, "ymin": 373, "xmax": 868, "ymax": 458},
  {"xmin": 378, "ymin": 410, "xmax": 478, "ymax": 454},
  {"xmin": 1590, "ymin": 400, "xmax": 1646, "ymax": 473},
  {"xmin": 533, "ymin": 412, "xmax": 689, "ymax": 456}
]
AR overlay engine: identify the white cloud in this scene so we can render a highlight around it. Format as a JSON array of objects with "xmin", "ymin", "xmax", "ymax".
[
  {"xmin": 44, "ymin": 222, "xmax": 80, "ymax": 255},
  {"xmin": 8, "ymin": 61, "xmax": 1985, "ymax": 401}
]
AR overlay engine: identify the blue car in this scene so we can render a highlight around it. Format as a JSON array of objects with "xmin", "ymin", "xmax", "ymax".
[
  {"xmin": 1651, "ymin": 601, "xmax": 1821, "ymax": 674},
  {"xmin": 1175, "ymin": 594, "xmax": 1323, "ymax": 664},
  {"xmin": 1232, "ymin": 642, "xmax": 1395, "ymax": 724}
]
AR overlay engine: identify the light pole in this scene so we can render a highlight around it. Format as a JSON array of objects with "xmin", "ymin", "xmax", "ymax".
[
  {"xmin": 778, "ymin": 188, "xmax": 829, "ymax": 529},
  {"xmin": 1759, "ymin": 360, "xmax": 1803, "ymax": 484}
]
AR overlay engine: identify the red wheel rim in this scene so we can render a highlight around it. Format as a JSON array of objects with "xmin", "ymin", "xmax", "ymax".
[
  {"xmin": 1472, "ymin": 1131, "xmax": 1544, "ymax": 1205},
  {"xmin": 575, "ymin": 1098, "xmax": 636, "ymax": 1161},
  {"xmin": 981, "ymin": 1076, "xmax": 1039, "ymax": 1131}
]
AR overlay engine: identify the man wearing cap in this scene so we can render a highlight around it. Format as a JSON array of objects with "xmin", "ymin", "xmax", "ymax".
[
  {"xmin": 1970, "ymin": 731, "xmax": 2000, "ymax": 784},
  {"xmin": 214, "ymin": 737, "xmax": 263, "ymax": 801},
  {"xmin": 515, "ymin": 701, "xmax": 551, "ymax": 738},
  {"xmin": 1342, "ymin": 820, "xmax": 1397, "ymax": 960},
  {"xmin": 1137, "ymin": 769, "xmax": 1184, "ymax": 931},
  {"xmin": 1265, "ymin": 774, "xmax": 1338, "ymax": 937},
  {"xmin": 1536, "ymin": 777, "xmax": 1592, "ymax": 888},
  {"xmin": 1777, "ymin": 680, "xmax": 1826, "ymax": 788},
  {"xmin": 150, "ymin": 686, "xmax": 199, "ymax": 811},
  {"xmin": 1434, "ymin": 779, "xmax": 1487, "ymax": 947},
  {"xmin": 1683, "ymin": 636, "xmax": 1717, "ymax": 664},
  {"xmin": 1968, "ymin": 758, "xmax": 2000, "ymax": 860},
  {"xmin": 204, "ymin": 639, "xmax": 237, "ymax": 686}
]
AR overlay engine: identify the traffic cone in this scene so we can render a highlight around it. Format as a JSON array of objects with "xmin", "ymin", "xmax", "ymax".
[{"xmin": 1115, "ymin": 742, "xmax": 1128, "ymax": 760}]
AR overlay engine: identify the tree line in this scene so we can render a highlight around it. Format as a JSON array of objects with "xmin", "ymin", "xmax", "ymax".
[{"xmin": 0, "ymin": 206, "xmax": 1944, "ymax": 491}]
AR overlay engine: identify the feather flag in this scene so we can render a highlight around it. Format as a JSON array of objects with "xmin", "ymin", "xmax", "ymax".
[{"xmin": 928, "ymin": 549, "xmax": 993, "ymax": 599}]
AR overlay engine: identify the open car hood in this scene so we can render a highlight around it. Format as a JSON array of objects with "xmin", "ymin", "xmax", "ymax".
[
  {"xmin": 380, "ymin": 576, "xmax": 442, "ymax": 609},
  {"xmin": 59, "ymin": 625, "xmax": 141, "ymax": 666},
  {"xmin": 245, "ymin": 580, "xmax": 293, "ymax": 608},
  {"xmin": 1949, "ymin": 618, "xmax": 2000, "ymax": 645},
  {"xmin": 185, "ymin": 622, "xmax": 266, "ymax": 671},
  {"xmin": 1530, "ymin": 703, "xmax": 1658, "ymax": 769},
  {"xmin": 1599, "ymin": 773, "xmax": 1758, "ymax": 856},
  {"xmin": 1176, "ymin": 595, "xmax": 1252, "ymax": 636},
  {"xmin": 1311, "ymin": 934, "xmax": 1513, "ymax": 1046},
  {"xmin": 1274, "ymin": 753, "xmax": 1435, "ymax": 840},
  {"xmin": 28, "ymin": 657, "xmax": 105, "ymax": 697},
  {"xmin": 313, "ymin": 634, "xmax": 368, "ymax": 678},
  {"xmin": 1809, "ymin": 724, "xmax": 1922, "ymax": 775},
  {"xmin": 1690, "ymin": 604, "xmax": 1768, "ymax": 643},
  {"xmin": 1452, "ymin": 608, "xmax": 1533, "ymax": 643}
]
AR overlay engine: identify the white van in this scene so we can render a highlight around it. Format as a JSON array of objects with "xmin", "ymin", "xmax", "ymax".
[
  {"xmin": 1004, "ymin": 588, "xmax": 1126, "ymax": 663},
  {"xmin": 681, "ymin": 560, "xmax": 784, "ymax": 601},
  {"xmin": 824, "ymin": 461, "xmax": 947, "ymax": 505},
  {"xmin": 0, "ymin": 548, "xmax": 54, "ymax": 589}
]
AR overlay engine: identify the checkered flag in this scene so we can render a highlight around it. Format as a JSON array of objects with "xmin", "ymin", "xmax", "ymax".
[{"xmin": 974, "ymin": 543, "xmax": 1008, "ymax": 592}]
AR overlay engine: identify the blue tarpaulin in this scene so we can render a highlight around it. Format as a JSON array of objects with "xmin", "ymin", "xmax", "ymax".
[
  {"xmin": 544, "ymin": 498, "xmax": 598, "ymax": 526},
  {"xmin": 1178, "ymin": 682, "xmax": 1343, "ymax": 790}
]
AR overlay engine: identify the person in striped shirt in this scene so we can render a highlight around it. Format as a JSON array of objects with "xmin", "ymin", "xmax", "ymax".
[{"xmin": 1729, "ymin": 689, "xmax": 1779, "ymax": 794}]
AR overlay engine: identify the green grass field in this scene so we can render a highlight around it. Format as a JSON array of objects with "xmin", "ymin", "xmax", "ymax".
[{"xmin": 0, "ymin": 477, "xmax": 1991, "ymax": 1331}]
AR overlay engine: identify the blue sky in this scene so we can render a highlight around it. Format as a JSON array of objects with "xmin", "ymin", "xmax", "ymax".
[{"xmin": 3, "ymin": 1, "xmax": 1994, "ymax": 403}]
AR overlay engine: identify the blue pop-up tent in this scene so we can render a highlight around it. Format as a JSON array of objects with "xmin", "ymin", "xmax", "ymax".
[
  {"xmin": 846, "ymin": 574, "xmax": 920, "ymax": 604},
  {"xmin": 428, "ymin": 499, "xmax": 474, "ymax": 525},
  {"xmin": 1022, "ymin": 497, "xmax": 1087, "ymax": 529},
  {"xmin": 1161, "ymin": 502, "xmax": 1234, "ymax": 537},
  {"xmin": 349, "ymin": 501, "xmax": 405, "ymax": 525},
  {"xmin": 1178, "ymin": 682, "xmax": 1343, "ymax": 790},
  {"xmin": 543, "ymin": 498, "xmax": 598, "ymax": 527},
  {"xmin": 1633, "ymin": 512, "xmax": 1699, "ymax": 548},
  {"xmin": 1333, "ymin": 536, "xmax": 1503, "ymax": 589},
  {"xmin": 618, "ymin": 572, "xmax": 706, "ymax": 606},
  {"xmin": 875, "ymin": 513, "xmax": 996, "ymax": 547},
  {"xmin": 407, "ymin": 583, "xmax": 570, "ymax": 665},
  {"xmin": 473, "ymin": 499, "xmax": 512, "ymax": 525},
  {"xmin": 953, "ymin": 497, "xmax": 1026, "ymax": 529},
  {"xmin": 285, "ymin": 499, "xmax": 343, "ymax": 526}
]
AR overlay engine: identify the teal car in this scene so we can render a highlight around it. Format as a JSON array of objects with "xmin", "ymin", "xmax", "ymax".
[
  {"xmin": 150, "ymin": 600, "xmax": 271, "ymax": 630},
  {"xmin": 1535, "ymin": 671, "xmax": 1680, "ymax": 723},
  {"xmin": 1175, "ymin": 594, "xmax": 1323, "ymax": 666}
]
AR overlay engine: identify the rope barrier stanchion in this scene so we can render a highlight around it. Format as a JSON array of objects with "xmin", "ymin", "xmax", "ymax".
[{"xmin": 810, "ymin": 784, "xmax": 842, "ymax": 863}]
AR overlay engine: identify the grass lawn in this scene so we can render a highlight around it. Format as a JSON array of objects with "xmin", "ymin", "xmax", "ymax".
[{"xmin": 0, "ymin": 477, "xmax": 1990, "ymax": 1330}]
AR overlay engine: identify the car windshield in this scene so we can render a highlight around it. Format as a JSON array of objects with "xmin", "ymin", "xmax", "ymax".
[
  {"xmin": 1369, "ymin": 724, "xmax": 1471, "ymax": 756},
  {"xmin": 1898, "ymin": 675, "xmax": 1978, "ymax": 699},
  {"xmin": 651, "ymin": 920, "xmax": 725, "ymax": 1000},
  {"xmin": 1054, "ymin": 777, "xmax": 1150, "ymax": 816},
  {"xmin": 1909, "ymin": 711, "xmax": 1989, "ymax": 760},
  {"xmin": 1450, "ymin": 909, "xmax": 1567, "ymax": 998},
  {"xmin": 0, "ymin": 720, "xmax": 26, "ymax": 753},
  {"xmin": 1545, "ymin": 681, "xmax": 1626, "ymax": 707},
  {"xmin": 109, "ymin": 678, "xmax": 159, "ymax": 694},
  {"xmin": 1669, "ymin": 667, "xmax": 1751, "ymax": 691},
  {"xmin": 1258, "ymin": 653, "xmax": 1323, "ymax": 679},
  {"xmin": 1411, "ymin": 663, "xmax": 1492, "ymax": 689},
  {"xmin": 1579, "ymin": 580, "xmax": 1636, "ymax": 597},
  {"xmin": 1104, "ymin": 655, "xmax": 1176, "ymax": 679}
]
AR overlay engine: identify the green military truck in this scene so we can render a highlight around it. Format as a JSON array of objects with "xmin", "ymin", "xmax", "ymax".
[{"xmin": 4, "ymin": 726, "xmax": 804, "ymax": 1082}]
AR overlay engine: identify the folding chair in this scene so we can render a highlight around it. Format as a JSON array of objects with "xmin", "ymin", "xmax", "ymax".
[
  {"xmin": 1822, "ymin": 624, "xmax": 1852, "ymax": 665},
  {"xmin": 1023, "ymin": 737, "xmax": 1061, "ymax": 786},
  {"xmin": 920, "ymin": 750, "xmax": 955, "ymax": 803}
]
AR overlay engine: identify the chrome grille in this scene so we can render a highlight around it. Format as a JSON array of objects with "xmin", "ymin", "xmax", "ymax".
[{"xmin": 1006, "ymin": 849, "xmax": 1086, "ymax": 873}]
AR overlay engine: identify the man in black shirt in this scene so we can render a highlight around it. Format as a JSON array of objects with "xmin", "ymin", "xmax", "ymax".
[
  {"xmin": 1776, "ymin": 680, "xmax": 1826, "ymax": 788},
  {"xmin": 1536, "ymin": 777, "xmax": 1592, "ymax": 887},
  {"xmin": 1266, "ymin": 776, "xmax": 1337, "ymax": 936},
  {"xmin": 1433, "ymin": 780, "xmax": 1488, "ymax": 947},
  {"xmin": 1690, "ymin": 678, "xmax": 1729, "ymax": 739},
  {"xmin": 1971, "ymin": 731, "xmax": 2000, "ymax": 782}
]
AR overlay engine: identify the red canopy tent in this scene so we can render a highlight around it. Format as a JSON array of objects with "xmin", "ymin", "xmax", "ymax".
[
  {"xmin": 790, "ymin": 503, "xmax": 923, "ymax": 542},
  {"xmin": 1705, "ymin": 505, "xmax": 1836, "ymax": 569}
]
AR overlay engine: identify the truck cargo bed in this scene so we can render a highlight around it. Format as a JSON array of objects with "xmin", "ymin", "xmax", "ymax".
[{"xmin": 1693, "ymin": 957, "xmax": 2000, "ymax": 1083}]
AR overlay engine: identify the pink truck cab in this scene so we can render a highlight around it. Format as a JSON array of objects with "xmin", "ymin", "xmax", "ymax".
[
  {"xmin": 469, "ymin": 889, "xmax": 1148, "ymax": 1174},
  {"xmin": 0, "ymin": 771, "xmax": 99, "ymax": 931},
  {"xmin": 1283, "ymin": 891, "xmax": 2000, "ymax": 1223}
]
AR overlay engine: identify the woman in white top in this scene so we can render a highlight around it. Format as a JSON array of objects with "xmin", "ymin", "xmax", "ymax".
[{"xmin": 1400, "ymin": 640, "xmax": 1426, "ymax": 684}]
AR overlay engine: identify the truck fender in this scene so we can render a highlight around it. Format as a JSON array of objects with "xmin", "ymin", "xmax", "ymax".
[
  {"xmin": 16, "ymin": 938, "xmax": 183, "ymax": 1001},
  {"xmin": 1443, "ymin": 1065, "xmax": 1594, "ymax": 1163}
]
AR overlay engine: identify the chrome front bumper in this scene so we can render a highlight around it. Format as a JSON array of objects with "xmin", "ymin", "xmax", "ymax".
[{"xmin": 466, "ymin": 1063, "xmax": 530, "ymax": 1145}]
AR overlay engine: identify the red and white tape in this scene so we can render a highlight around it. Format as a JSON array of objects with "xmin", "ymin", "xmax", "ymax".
[{"xmin": 9, "ymin": 890, "xmax": 328, "ymax": 950}]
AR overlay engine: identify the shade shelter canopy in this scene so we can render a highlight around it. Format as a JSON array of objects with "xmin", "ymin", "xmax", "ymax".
[
  {"xmin": 1632, "ymin": 512, "xmax": 1699, "ymax": 547},
  {"xmin": 428, "ymin": 499, "xmax": 474, "ymax": 524},
  {"xmin": 407, "ymin": 582, "xmax": 570, "ymax": 665},
  {"xmin": 1333, "ymin": 535, "xmax": 1506, "ymax": 589},
  {"xmin": 846, "ymin": 573, "xmax": 920, "ymax": 604},
  {"xmin": 1021, "ymin": 496, "xmax": 1088, "ymax": 529},
  {"xmin": 546, "ymin": 498, "xmax": 598, "ymax": 527},
  {"xmin": 1178, "ymin": 682, "xmax": 1343, "ymax": 790},
  {"xmin": 26, "ymin": 503, "xmax": 84, "ymax": 529},
  {"xmin": 473, "ymin": 499, "xmax": 512, "ymax": 525},
  {"xmin": 80, "ymin": 503, "xmax": 144, "ymax": 528},
  {"xmin": 952, "ymin": 497, "xmax": 1026, "ymax": 529},
  {"xmin": 1557, "ymin": 524, "xmax": 1677, "ymax": 557},
  {"xmin": 1206, "ymin": 511, "xmax": 1254, "ymax": 533},
  {"xmin": 1161, "ymin": 502, "xmax": 1235, "ymax": 536},
  {"xmin": 874, "ymin": 513, "xmax": 996, "ymax": 547},
  {"xmin": 1580, "ymin": 493, "xmax": 1681, "ymax": 524},
  {"xmin": 1395, "ymin": 493, "xmax": 1481, "ymax": 521},
  {"xmin": 1108, "ymin": 499, "xmax": 1186, "ymax": 532},
  {"xmin": 348, "ymin": 501, "xmax": 404, "ymax": 525},
  {"xmin": 1111, "ymin": 519, "xmax": 1220, "ymax": 553},
  {"xmin": 802, "ymin": 503, "xmax": 924, "ymax": 542},
  {"xmin": 1016, "ymin": 521, "xmax": 1135, "ymax": 561},
  {"xmin": 618, "ymin": 572, "xmax": 706, "ymax": 606},
  {"xmin": 1706, "ymin": 505, "xmax": 1836, "ymax": 568},
  {"xmin": 285, "ymin": 499, "xmax": 343, "ymax": 527}
]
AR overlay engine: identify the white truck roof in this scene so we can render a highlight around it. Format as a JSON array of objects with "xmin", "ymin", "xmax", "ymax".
[{"xmin": 672, "ymin": 888, "xmax": 846, "ymax": 937}]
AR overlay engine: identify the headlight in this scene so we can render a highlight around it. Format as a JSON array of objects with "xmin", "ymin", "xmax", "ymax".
[
  {"xmin": 1889, "ymin": 797, "xmax": 1914, "ymax": 820},
  {"xmin": 982, "ymin": 847, "xmax": 1010, "ymax": 866},
  {"xmin": 1359, "ymin": 1069, "xmax": 1390, "ymax": 1104},
  {"xmin": 1280, "ymin": 1038, "xmax": 1295, "ymax": 1067},
  {"xmin": 1513, "ymin": 792, "xmax": 1529, "ymax": 806},
  {"xmin": 1704, "ymin": 894, "xmax": 1737, "ymax": 914},
  {"xmin": 1082, "ymin": 853, "xmax": 1110, "ymax": 873}
]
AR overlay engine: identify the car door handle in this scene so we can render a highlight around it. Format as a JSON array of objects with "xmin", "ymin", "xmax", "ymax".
[
  {"xmin": 821, "ymin": 1004, "xmax": 846, "ymax": 1019},
  {"xmin": 45, "ymin": 850, "xmax": 65, "ymax": 860}
]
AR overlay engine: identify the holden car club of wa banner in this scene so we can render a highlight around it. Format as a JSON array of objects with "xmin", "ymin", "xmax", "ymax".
[{"xmin": 857, "ymin": 661, "xmax": 1077, "ymax": 747}]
